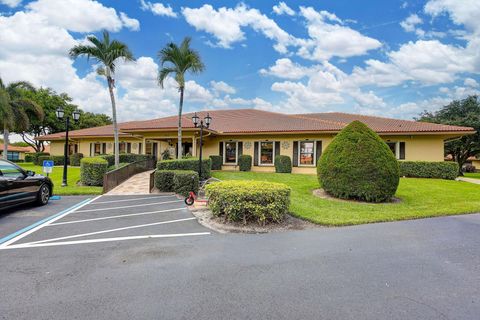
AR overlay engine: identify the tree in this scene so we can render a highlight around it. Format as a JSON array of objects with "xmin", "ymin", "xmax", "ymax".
[
  {"xmin": 20, "ymin": 87, "xmax": 112, "ymax": 152},
  {"xmin": 418, "ymin": 95, "xmax": 480, "ymax": 174},
  {"xmin": 69, "ymin": 30, "xmax": 134, "ymax": 168},
  {"xmin": 0, "ymin": 78, "xmax": 43, "ymax": 159},
  {"xmin": 158, "ymin": 37, "xmax": 205, "ymax": 159}
]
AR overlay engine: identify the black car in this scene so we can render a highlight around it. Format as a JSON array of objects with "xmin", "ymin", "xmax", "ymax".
[{"xmin": 0, "ymin": 159, "xmax": 53, "ymax": 211}]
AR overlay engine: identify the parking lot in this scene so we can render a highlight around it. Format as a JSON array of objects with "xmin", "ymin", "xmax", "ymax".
[{"xmin": 0, "ymin": 194, "xmax": 211, "ymax": 250}]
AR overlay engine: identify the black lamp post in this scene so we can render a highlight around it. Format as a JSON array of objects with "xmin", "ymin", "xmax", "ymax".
[
  {"xmin": 192, "ymin": 112, "xmax": 212, "ymax": 181},
  {"xmin": 56, "ymin": 107, "xmax": 80, "ymax": 186}
]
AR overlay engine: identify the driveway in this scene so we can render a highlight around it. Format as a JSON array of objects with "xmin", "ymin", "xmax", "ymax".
[{"xmin": 0, "ymin": 196, "xmax": 479, "ymax": 320}]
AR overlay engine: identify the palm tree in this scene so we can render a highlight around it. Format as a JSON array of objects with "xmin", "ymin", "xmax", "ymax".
[
  {"xmin": 0, "ymin": 78, "xmax": 43, "ymax": 160},
  {"xmin": 158, "ymin": 37, "xmax": 205, "ymax": 159},
  {"xmin": 69, "ymin": 30, "xmax": 134, "ymax": 168}
]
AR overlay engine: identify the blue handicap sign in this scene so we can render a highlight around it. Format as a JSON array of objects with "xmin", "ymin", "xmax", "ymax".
[{"xmin": 43, "ymin": 160, "xmax": 54, "ymax": 168}]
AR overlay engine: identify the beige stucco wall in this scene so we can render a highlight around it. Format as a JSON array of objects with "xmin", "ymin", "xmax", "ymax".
[{"xmin": 472, "ymin": 160, "xmax": 480, "ymax": 170}]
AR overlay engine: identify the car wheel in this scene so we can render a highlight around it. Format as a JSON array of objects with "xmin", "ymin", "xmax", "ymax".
[{"xmin": 36, "ymin": 184, "xmax": 50, "ymax": 206}]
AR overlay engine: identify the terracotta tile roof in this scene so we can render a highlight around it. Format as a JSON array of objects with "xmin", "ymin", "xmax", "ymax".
[
  {"xmin": 37, "ymin": 108, "xmax": 475, "ymax": 140},
  {"xmin": 0, "ymin": 144, "xmax": 35, "ymax": 152}
]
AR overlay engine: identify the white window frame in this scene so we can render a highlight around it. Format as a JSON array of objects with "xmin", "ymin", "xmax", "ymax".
[
  {"xmin": 223, "ymin": 141, "xmax": 239, "ymax": 165},
  {"xmin": 258, "ymin": 141, "xmax": 275, "ymax": 166},
  {"xmin": 386, "ymin": 141, "xmax": 401, "ymax": 160},
  {"xmin": 298, "ymin": 140, "xmax": 317, "ymax": 167}
]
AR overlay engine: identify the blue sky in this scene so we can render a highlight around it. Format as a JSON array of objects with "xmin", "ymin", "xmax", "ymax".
[{"xmin": 0, "ymin": 0, "xmax": 479, "ymax": 122}]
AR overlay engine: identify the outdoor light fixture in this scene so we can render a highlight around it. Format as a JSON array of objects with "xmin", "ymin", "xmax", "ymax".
[
  {"xmin": 56, "ymin": 107, "xmax": 81, "ymax": 187},
  {"xmin": 191, "ymin": 113, "xmax": 213, "ymax": 180}
]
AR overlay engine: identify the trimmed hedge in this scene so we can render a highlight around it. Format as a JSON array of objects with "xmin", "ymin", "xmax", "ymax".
[
  {"xmin": 275, "ymin": 155, "xmax": 292, "ymax": 173},
  {"xmin": 25, "ymin": 153, "xmax": 34, "ymax": 163},
  {"xmin": 70, "ymin": 153, "xmax": 83, "ymax": 166},
  {"xmin": 318, "ymin": 121, "xmax": 400, "ymax": 203},
  {"xmin": 173, "ymin": 170, "xmax": 199, "ymax": 197},
  {"xmin": 80, "ymin": 157, "xmax": 108, "ymax": 186},
  {"xmin": 37, "ymin": 155, "xmax": 66, "ymax": 166},
  {"xmin": 239, "ymin": 155, "xmax": 252, "ymax": 171},
  {"xmin": 399, "ymin": 161, "xmax": 458, "ymax": 180},
  {"xmin": 210, "ymin": 155, "xmax": 222, "ymax": 170},
  {"xmin": 206, "ymin": 180, "xmax": 291, "ymax": 225},
  {"xmin": 157, "ymin": 158, "xmax": 211, "ymax": 180},
  {"xmin": 154, "ymin": 170, "xmax": 176, "ymax": 192},
  {"xmin": 100, "ymin": 153, "xmax": 154, "ymax": 167},
  {"xmin": 31, "ymin": 152, "xmax": 50, "ymax": 165}
]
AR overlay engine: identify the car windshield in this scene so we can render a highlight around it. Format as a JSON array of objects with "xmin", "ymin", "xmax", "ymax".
[{"xmin": 0, "ymin": 160, "xmax": 24, "ymax": 179}]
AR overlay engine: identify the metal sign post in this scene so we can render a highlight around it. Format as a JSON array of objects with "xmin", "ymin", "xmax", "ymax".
[{"xmin": 43, "ymin": 160, "xmax": 54, "ymax": 177}]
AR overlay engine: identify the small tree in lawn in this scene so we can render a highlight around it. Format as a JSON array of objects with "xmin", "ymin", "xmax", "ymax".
[
  {"xmin": 158, "ymin": 37, "xmax": 205, "ymax": 159},
  {"xmin": 69, "ymin": 30, "xmax": 134, "ymax": 168}
]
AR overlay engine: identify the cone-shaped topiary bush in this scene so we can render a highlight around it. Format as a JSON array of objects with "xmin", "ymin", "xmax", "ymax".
[{"xmin": 317, "ymin": 121, "xmax": 400, "ymax": 202}]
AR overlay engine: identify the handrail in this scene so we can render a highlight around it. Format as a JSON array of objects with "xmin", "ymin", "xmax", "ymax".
[{"xmin": 102, "ymin": 158, "xmax": 156, "ymax": 193}]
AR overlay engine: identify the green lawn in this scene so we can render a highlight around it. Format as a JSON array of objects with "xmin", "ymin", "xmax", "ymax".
[
  {"xmin": 20, "ymin": 163, "xmax": 102, "ymax": 195},
  {"xmin": 464, "ymin": 172, "xmax": 480, "ymax": 179},
  {"xmin": 212, "ymin": 171, "xmax": 480, "ymax": 226}
]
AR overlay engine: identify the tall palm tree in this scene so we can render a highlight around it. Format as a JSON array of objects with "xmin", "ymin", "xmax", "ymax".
[
  {"xmin": 158, "ymin": 37, "xmax": 205, "ymax": 159},
  {"xmin": 69, "ymin": 30, "xmax": 134, "ymax": 168},
  {"xmin": 0, "ymin": 78, "xmax": 43, "ymax": 160}
]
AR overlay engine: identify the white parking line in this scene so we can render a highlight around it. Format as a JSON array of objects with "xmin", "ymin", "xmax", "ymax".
[
  {"xmin": 91, "ymin": 195, "xmax": 175, "ymax": 205},
  {"xmin": 75, "ymin": 200, "xmax": 183, "ymax": 213},
  {"xmin": 27, "ymin": 217, "xmax": 198, "ymax": 245},
  {"xmin": 49, "ymin": 208, "xmax": 185, "ymax": 226},
  {"xmin": 3, "ymin": 232, "xmax": 211, "ymax": 249}
]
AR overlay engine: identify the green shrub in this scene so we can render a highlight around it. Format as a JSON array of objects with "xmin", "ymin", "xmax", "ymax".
[
  {"xmin": 399, "ymin": 161, "xmax": 458, "ymax": 180},
  {"xmin": 157, "ymin": 158, "xmax": 211, "ymax": 180},
  {"xmin": 239, "ymin": 155, "xmax": 252, "ymax": 171},
  {"xmin": 210, "ymin": 155, "xmax": 222, "ymax": 170},
  {"xmin": 318, "ymin": 121, "xmax": 400, "ymax": 203},
  {"xmin": 154, "ymin": 170, "xmax": 176, "ymax": 192},
  {"xmin": 107, "ymin": 163, "xmax": 129, "ymax": 172},
  {"xmin": 99, "ymin": 153, "xmax": 155, "ymax": 168},
  {"xmin": 24, "ymin": 153, "xmax": 34, "ymax": 163},
  {"xmin": 275, "ymin": 155, "xmax": 292, "ymax": 173},
  {"xmin": 206, "ymin": 180, "xmax": 291, "ymax": 225},
  {"xmin": 173, "ymin": 170, "xmax": 199, "ymax": 197},
  {"xmin": 37, "ymin": 155, "xmax": 66, "ymax": 166},
  {"xmin": 32, "ymin": 152, "xmax": 50, "ymax": 165},
  {"xmin": 80, "ymin": 157, "xmax": 108, "ymax": 186},
  {"xmin": 100, "ymin": 154, "xmax": 115, "ymax": 167},
  {"xmin": 70, "ymin": 153, "xmax": 83, "ymax": 166}
]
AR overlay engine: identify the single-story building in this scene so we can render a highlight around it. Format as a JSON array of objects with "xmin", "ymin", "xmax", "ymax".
[
  {"xmin": 0, "ymin": 144, "xmax": 35, "ymax": 161},
  {"xmin": 37, "ymin": 109, "xmax": 475, "ymax": 174}
]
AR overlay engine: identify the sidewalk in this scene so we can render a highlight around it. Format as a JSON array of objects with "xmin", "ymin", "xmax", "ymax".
[
  {"xmin": 106, "ymin": 170, "xmax": 155, "ymax": 195},
  {"xmin": 456, "ymin": 177, "xmax": 480, "ymax": 185}
]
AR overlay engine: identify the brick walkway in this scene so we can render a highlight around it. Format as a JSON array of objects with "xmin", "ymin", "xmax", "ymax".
[
  {"xmin": 456, "ymin": 177, "xmax": 480, "ymax": 185},
  {"xmin": 106, "ymin": 170, "xmax": 155, "ymax": 195}
]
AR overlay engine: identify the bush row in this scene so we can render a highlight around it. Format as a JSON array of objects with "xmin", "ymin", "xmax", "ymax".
[
  {"xmin": 28, "ymin": 152, "xmax": 50, "ymax": 165},
  {"xmin": 206, "ymin": 180, "xmax": 291, "ymax": 226},
  {"xmin": 154, "ymin": 170, "xmax": 199, "ymax": 196},
  {"xmin": 157, "ymin": 158, "xmax": 211, "ymax": 180},
  {"xmin": 70, "ymin": 153, "xmax": 84, "ymax": 166},
  {"xmin": 80, "ymin": 157, "xmax": 108, "ymax": 186},
  {"xmin": 100, "ymin": 153, "xmax": 155, "ymax": 167},
  {"xmin": 210, "ymin": 155, "xmax": 222, "ymax": 170},
  {"xmin": 37, "ymin": 155, "xmax": 66, "ymax": 166},
  {"xmin": 399, "ymin": 161, "xmax": 458, "ymax": 180}
]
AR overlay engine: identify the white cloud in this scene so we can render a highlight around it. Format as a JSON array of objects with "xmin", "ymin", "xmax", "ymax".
[
  {"xmin": 400, "ymin": 13, "xmax": 425, "ymax": 37},
  {"xmin": 210, "ymin": 81, "xmax": 236, "ymax": 95},
  {"xmin": 120, "ymin": 12, "xmax": 140, "ymax": 31},
  {"xmin": 140, "ymin": 0, "xmax": 177, "ymax": 18},
  {"xmin": 182, "ymin": 4, "xmax": 296, "ymax": 53},
  {"xmin": 259, "ymin": 58, "xmax": 319, "ymax": 80},
  {"xmin": 0, "ymin": 0, "xmax": 21, "ymax": 7},
  {"xmin": 297, "ymin": 7, "xmax": 382, "ymax": 61},
  {"xmin": 25, "ymin": 0, "xmax": 138, "ymax": 32},
  {"xmin": 464, "ymin": 78, "xmax": 479, "ymax": 87},
  {"xmin": 425, "ymin": 0, "xmax": 480, "ymax": 33},
  {"xmin": 272, "ymin": 2, "xmax": 295, "ymax": 16}
]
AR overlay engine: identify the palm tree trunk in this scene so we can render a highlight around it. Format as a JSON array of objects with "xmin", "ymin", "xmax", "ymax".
[
  {"xmin": 2, "ymin": 125, "xmax": 8, "ymax": 160},
  {"xmin": 107, "ymin": 77, "xmax": 120, "ymax": 168},
  {"xmin": 177, "ymin": 87, "xmax": 184, "ymax": 159}
]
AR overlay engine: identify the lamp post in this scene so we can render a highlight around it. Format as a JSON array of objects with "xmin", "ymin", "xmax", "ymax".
[
  {"xmin": 56, "ymin": 107, "xmax": 80, "ymax": 186},
  {"xmin": 192, "ymin": 112, "xmax": 212, "ymax": 181}
]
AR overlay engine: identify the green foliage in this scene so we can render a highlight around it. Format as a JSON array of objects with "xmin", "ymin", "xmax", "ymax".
[
  {"xmin": 10, "ymin": 141, "xmax": 29, "ymax": 147},
  {"xmin": 210, "ymin": 155, "xmax": 222, "ymax": 170},
  {"xmin": 100, "ymin": 153, "xmax": 154, "ymax": 167},
  {"xmin": 157, "ymin": 158, "xmax": 211, "ymax": 179},
  {"xmin": 38, "ymin": 155, "xmax": 66, "ymax": 166},
  {"xmin": 173, "ymin": 170, "xmax": 199, "ymax": 197},
  {"xmin": 239, "ymin": 155, "xmax": 252, "ymax": 171},
  {"xmin": 206, "ymin": 180, "xmax": 291, "ymax": 225},
  {"xmin": 31, "ymin": 152, "xmax": 50, "ymax": 165},
  {"xmin": 70, "ymin": 153, "xmax": 84, "ymax": 166},
  {"xmin": 418, "ymin": 95, "xmax": 480, "ymax": 173},
  {"xmin": 318, "ymin": 121, "xmax": 400, "ymax": 203},
  {"xmin": 274, "ymin": 155, "xmax": 292, "ymax": 173},
  {"xmin": 24, "ymin": 153, "xmax": 33, "ymax": 163},
  {"xmin": 80, "ymin": 157, "xmax": 108, "ymax": 186},
  {"xmin": 107, "ymin": 162, "xmax": 129, "ymax": 172},
  {"xmin": 154, "ymin": 170, "xmax": 176, "ymax": 192},
  {"xmin": 399, "ymin": 161, "xmax": 458, "ymax": 180}
]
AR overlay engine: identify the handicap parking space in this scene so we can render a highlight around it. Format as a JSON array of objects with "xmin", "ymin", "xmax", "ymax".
[{"xmin": 0, "ymin": 194, "xmax": 211, "ymax": 250}]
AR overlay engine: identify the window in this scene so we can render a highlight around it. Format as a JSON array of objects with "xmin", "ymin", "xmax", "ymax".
[
  {"xmin": 299, "ymin": 141, "xmax": 315, "ymax": 166},
  {"xmin": 7, "ymin": 151, "xmax": 20, "ymax": 161},
  {"xmin": 68, "ymin": 144, "xmax": 78, "ymax": 155},
  {"xmin": 259, "ymin": 141, "xmax": 274, "ymax": 165},
  {"xmin": 386, "ymin": 142, "xmax": 405, "ymax": 160},
  {"xmin": 119, "ymin": 142, "xmax": 131, "ymax": 154},
  {"xmin": 0, "ymin": 160, "xmax": 24, "ymax": 178},
  {"xmin": 94, "ymin": 143, "xmax": 102, "ymax": 156},
  {"xmin": 224, "ymin": 141, "xmax": 238, "ymax": 164}
]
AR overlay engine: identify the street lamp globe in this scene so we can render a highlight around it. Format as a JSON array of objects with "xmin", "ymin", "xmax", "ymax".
[
  {"xmin": 205, "ymin": 113, "xmax": 212, "ymax": 127},
  {"xmin": 73, "ymin": 109, "xmax": 81, "ymax": 122},
  {"xmin": 55, "ymin": 107, "xmax": 65, "ymax": 120},
  {"xmin": 192, "ymin": 113, "xmax": 199, "ymax": 127}
]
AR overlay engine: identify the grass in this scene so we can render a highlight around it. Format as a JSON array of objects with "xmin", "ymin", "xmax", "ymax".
[
  {"xmin": 464, "ymin": 172, "xmax": 480, "ymax": 179},
  {"xmin": 212, "ymin": 171, "xmax": 480, "ymax": 226},
  {"xmin": 20, "ymin": 163, "xmax": 102, "ymax": 195}
]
